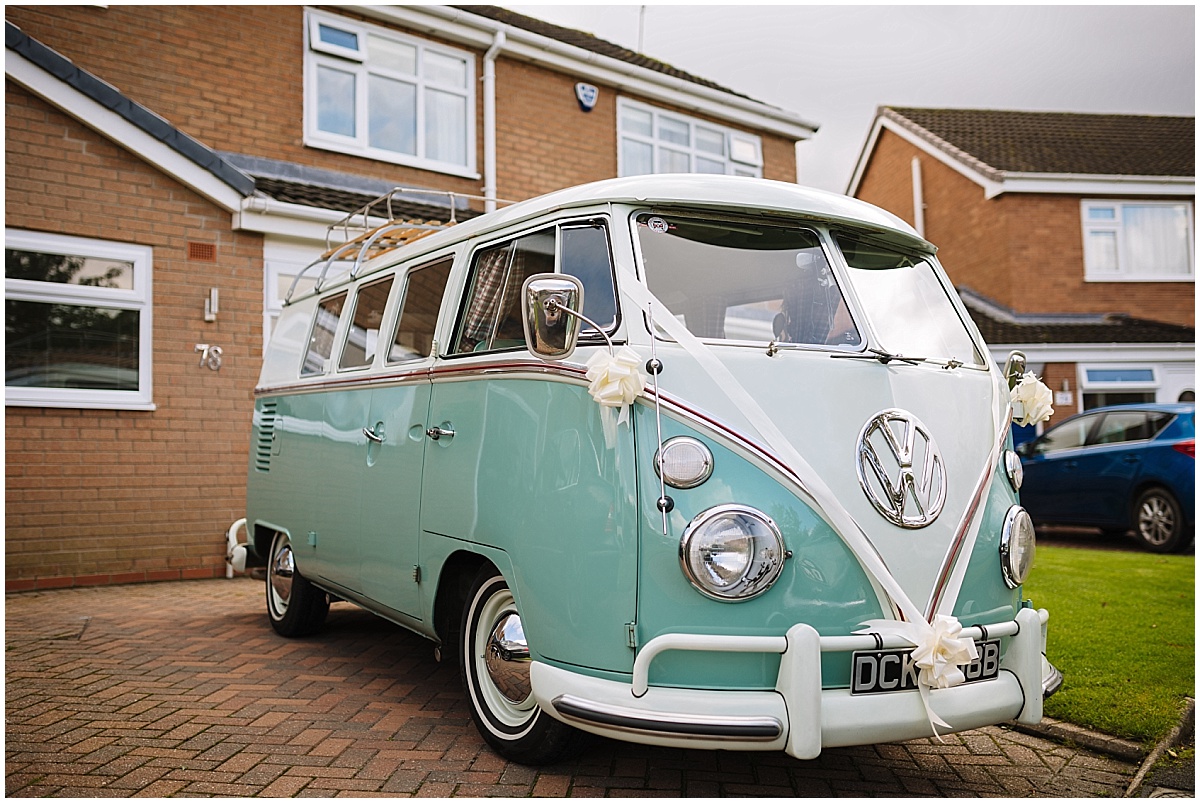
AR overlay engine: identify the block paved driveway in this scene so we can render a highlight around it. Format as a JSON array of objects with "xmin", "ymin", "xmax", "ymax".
[{"xmin": 6, "ymin": 578, "xmax": 1135, "ymax": 797}]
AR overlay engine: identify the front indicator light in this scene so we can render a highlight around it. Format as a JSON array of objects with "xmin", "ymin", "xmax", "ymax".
[
  {"xmin": 1003, "ymin": 449, "xmax": 1024, "ymax": 491},
  {"xmin": 679, "ymin": 505, "xmax": 786, "ymax": 601},
  {"xmin": 1000, "ymin": 506, "xmax": 1036, "ymax": 588}
]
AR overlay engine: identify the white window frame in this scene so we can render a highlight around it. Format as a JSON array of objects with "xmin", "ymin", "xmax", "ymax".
[
  {"xmin": 303, "ymin": 8, "xmax": 478, "ymax": 178},
  {"xmin": 1081, "ymin": 199, "xmax": 1195, "ymax": 282},
  {"xmin": 5, "ymin": 229, "xmax": 154, "ymax": 410},
  {"xmin": 617, "ymin": 97, "xmax": 763, "ymax": 178},
  {"xmin": 1078, "ymin": 363, "xmax": 1161, "ymax": 408}
]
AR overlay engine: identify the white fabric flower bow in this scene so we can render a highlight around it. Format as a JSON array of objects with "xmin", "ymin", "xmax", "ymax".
[
  {"xmin": 585, "ymin": 347, "xmax": 647, "ymax": 446},
  {"xmin": 1010, "ymin": 372, "xmax": 1054, "ymax": 427},
  {"xmin": 857, "ymin": 614, "xmax": 979, "ymax": 735}
]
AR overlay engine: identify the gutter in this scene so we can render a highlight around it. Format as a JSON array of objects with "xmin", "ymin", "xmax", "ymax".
[{"xmin": 350, "ymin": 5, "xmax": 818, "ymax": 141}]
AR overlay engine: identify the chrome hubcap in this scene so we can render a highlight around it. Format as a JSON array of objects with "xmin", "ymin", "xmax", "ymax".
[
  {"xmin": 1138, "ymin": 496, "xmax": 1176, "ymax": 545},
  {"xmin": 484, "ymin": 612, "xmax": 532, "ymax": 704},
  {"xmin": 269, "ymin": 539, "xmax": 295, "ymax": 612}
]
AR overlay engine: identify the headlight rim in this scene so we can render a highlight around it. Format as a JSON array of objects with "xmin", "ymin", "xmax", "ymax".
[
  {"xmin": 1000, "ymin": 505, "xmax": 1036, "ymax": 589},
  {"xmin": 678, "ymin": 504, "xmax": 786, "ymax": 602}
]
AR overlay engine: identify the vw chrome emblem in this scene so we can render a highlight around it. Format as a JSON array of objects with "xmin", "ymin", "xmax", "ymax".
[{"xmin": 856, "ymin": 409, "xmax": 946, "ymax": 529}]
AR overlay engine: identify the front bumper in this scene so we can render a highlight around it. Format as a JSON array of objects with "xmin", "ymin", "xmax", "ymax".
[{"xmin": 532, "ymin": 606, "xmax": 1054, "ymax": 760}]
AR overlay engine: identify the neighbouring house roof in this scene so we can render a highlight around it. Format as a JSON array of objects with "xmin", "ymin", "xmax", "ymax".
[
  {"xmin": 456, "ymin": 5, "xmax": 752, "ymax": 101},
  {"xmin": 960, "ymin": 288, "xmax": 1195, "ymax": 347},
  {"xmin": 6, "ymin": 20, "xmax": 255, "ymax": 206},
  {"xmin": 883, "ymin": 107, "xmax": 1194, "ymax": 179},
  {"xmin": 849, "ymin": 106, "xmax": 1195, "ymax": 197}
]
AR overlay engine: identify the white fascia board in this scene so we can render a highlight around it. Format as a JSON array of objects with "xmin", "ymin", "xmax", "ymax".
[
  {"xmin": 986, "ymin": 341, "xmax": 1195, "ymax": 365},
  {"xmin": 350, "ymin": 5, "xmax": 818, "ymax": 141},
  {"xmin": 6, "ymin": 50, "xmax": 244, "ymax": 213},
  {"xmin": 235, "ymin": 197, "xmax": 356, "ymax": 243},
  {"xmin": 988, "ymin": 173, "xmax": 1194, "ymax": 199}
]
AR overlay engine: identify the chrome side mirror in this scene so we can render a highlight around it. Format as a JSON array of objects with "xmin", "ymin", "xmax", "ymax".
[
  {"xmin": 521, "ymin": 273, "xmax": 585, "ymax": 361},
  {"xmin": 1003, "ymin": 350, "xmax": 1027, "ymax": 390}
]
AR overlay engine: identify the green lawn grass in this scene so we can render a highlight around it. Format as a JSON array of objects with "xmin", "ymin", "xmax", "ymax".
[{"xmin": 1022, "ymin": 544, "xmax": 1194, "ymax": 746}]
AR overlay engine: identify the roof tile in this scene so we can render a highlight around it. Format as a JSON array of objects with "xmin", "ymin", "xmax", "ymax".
[{"xmin": 885, "ymin": 107, "xmax": 1194, "ymax": 177}]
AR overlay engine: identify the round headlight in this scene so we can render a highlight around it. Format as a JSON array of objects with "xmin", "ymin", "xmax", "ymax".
[
  {"xmin": 655, "ymin": 437, "xmax": 714, "ymax": 489},
  {"xmin": 1003, "ymin": 449, "xmax": 1024, "ymax": 491},
  {"xmin": 679, "ymin": 505, "xmax": 786, "ymax": 601},
  {"xmin": 1000, "ymin": 506, "xmax": 1036, "ymax": 588}
]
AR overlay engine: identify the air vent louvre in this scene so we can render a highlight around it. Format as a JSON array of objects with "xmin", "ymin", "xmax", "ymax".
[{"xmin": 255, "ymin": 401, "xmax": 278, "ymax": 472}]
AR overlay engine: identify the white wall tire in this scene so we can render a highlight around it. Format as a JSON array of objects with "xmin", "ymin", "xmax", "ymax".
[
  {"xmin": 460, "ymin": 567, "xmax": 584, "ymax": 764},
  {"xmin": 266, "ymin": 531, "xmax": 329, "ymax": 637}
]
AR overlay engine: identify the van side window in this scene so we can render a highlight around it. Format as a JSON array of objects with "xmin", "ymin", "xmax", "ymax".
[
  {"xmin": 455, "ymin": 230, "xmax": 555, "ymax": 353},
  {"xmin": 339, "ymin": 276, "xmax": 394, "ymax": 371},
  {"xmin": 389, "ymin": 257, "xmax": 452, "ymax": 363},
  {"xmin": 562, "ymin": 223, "xmax": 617, "ymax": 333},
  {"xmin": 301, "ymin": 291, "xmax": 347, "ymax": 376},
  {"xmin": 454, "ymin": 222, "xmax": 617, "ymax": 354}
]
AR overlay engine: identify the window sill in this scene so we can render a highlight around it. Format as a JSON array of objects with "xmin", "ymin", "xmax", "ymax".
[
  {"xmin": 304, "ymin": 138, "xmax": 480, "ymax": 181},
  {"xmin": 1084, "ymin": 274, "xmax": 1195, "ymax": 283}
]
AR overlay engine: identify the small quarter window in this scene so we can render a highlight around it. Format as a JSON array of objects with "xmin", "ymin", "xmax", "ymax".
[
  {"xmin": 389, "ymin": 257, "xmax": 452, "ymax": 363},
  {"xmin": 339, "ymin": 277, "xmax": 394, "ymax": 370},
  {"xmin": 302, "ymin": 292, "xmax": 347, "ymax": 376}
]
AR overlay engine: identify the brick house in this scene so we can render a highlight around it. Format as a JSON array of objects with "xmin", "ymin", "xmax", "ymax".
[
  {"xmin": 849, "ymin": 107, "xmax": 1195, "ymax": 433},
  {"xmin": 4, "ymin": 5, "xmax": 817, "ymax": 590}
]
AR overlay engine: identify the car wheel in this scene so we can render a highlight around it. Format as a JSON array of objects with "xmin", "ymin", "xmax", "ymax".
[
  {"xmin": 460, "ymin": 566, "xmax": 583, "ymax": 764},
  {"xmin": 266, "ymin": 530, "xmax": 329, "ymax": 637},
  {"xmin": 1134, "ymin": 488, "xmax": 1187, "ymax": 553}
]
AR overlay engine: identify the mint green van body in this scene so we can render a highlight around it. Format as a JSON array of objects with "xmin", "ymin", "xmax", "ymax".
[{"xmin": 247, "ymin": 175, "xmax": 1058, "ymax": 763}]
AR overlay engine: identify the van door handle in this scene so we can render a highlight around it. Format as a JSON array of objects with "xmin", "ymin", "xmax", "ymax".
[
  {"xmin": 426, "ymin": 425, "xmax": 455, "ymax": 441},
  {"xmin": 362, "ymin": 426, "xmax": 385, "ymax": 444}
]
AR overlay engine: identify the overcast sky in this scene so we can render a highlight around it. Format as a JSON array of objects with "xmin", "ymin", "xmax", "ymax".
[{"xmin": 505, "ymin": 4, "xmax": 1195, "ymax": 192}]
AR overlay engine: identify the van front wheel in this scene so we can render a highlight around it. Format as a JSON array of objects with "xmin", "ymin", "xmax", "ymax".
[
  {"xmin": 460, "ymin": 567, "xmax": 583, "ymax": 764},
  {"xmin": 266, "ymin": 531, "xmax": 329, "ymax": 637}
]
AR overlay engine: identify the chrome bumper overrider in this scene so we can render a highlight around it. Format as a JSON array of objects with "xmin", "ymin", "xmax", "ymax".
[{"xmin": 533, "ymin": 607, "xmax": 1054, "ymax": 760}]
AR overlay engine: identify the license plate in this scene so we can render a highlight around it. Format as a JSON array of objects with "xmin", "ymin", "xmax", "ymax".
[{"xmin": 850, "ymin": 640, "xmax": 1000, "ymax": 694}]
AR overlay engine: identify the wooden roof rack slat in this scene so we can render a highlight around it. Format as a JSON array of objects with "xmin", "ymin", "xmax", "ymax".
[{"xmin": 284, "ymin": 187, "xmax": 512, "ymax": 303}]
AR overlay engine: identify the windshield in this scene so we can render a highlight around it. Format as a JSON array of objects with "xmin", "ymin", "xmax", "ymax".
[
  {"xmin": 837, "ymin": 234, "xmax": 984, "ymax": 366},
  {"xmin": 634, "ymin": 213, "xmax": 861, "ymax": 348}
]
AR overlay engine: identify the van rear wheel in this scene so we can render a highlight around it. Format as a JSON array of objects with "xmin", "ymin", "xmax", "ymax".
[
  {"xmin": 266, "ymin": 531, "xmax": 329, "ymax": 637},
  {"xmin": 460, "ymin": 567, "xmax": 583, "ymax": 764}
]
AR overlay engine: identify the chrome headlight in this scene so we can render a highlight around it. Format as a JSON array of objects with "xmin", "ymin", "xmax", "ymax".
[
  {"xmin": 655, "ymin": 437, "xmax": 714, "ymax": 489},
  {"xmin": 1000, "ymin": 506, "xmax": 1036, "ymax": 588},
  {"xmin": 1003, "ymin": 449, "xmax": 1024, "ymax": 491},
  {"xmin": 679, "ymin": 505, "xmax": 786, "ymax": 601}
]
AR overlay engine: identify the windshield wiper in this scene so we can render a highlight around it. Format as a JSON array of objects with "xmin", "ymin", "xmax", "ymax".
[{"xmin": 831, "ymin": 348, "xmax": 926, "ymax": 366}]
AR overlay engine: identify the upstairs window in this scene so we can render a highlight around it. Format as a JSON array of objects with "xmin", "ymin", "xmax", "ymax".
[
  {"xmin": 1082, "ymin": 200, "xmax": 1194, "ymax": 282},
  {"xmin": 618, "ymin": 98, "xmax": 762, "ymax": 178},
  {"xmin": 305, "ymin": 9, "xmax": 476, "ymax": 176},
  {"xmin": 5, "ymin": 230, "xmax": 153, "ymax": 410}
]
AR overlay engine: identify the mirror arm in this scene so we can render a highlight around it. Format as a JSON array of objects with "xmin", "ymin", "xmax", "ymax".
[{"xmin": 546, "ymin": 298, "xmax": 614, "ymax": 356}]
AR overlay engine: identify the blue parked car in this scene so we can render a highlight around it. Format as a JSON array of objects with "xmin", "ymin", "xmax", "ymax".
[{"xmin": 1018, "ymin": 403, "xmax": 1195, "ymax": 552}]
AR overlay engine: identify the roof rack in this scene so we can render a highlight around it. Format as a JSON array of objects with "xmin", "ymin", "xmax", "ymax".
[{"xmin": 284, "ymin": 187, "xmax": 512, "ymax": 303}]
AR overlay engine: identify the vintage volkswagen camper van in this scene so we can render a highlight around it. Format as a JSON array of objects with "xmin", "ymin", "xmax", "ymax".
[{"xmin": 246, "ymin": 175, "xmax": 1060, "ymax": 764}]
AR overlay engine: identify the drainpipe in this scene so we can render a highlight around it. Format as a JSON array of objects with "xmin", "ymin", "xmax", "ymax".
[
  {"xmin": 911, "ymin": 156, "xmax": 925, "ymax": 238},
  {"xmin": 482, "ymin": 30, "xmax": 506, "ymax": 213}
]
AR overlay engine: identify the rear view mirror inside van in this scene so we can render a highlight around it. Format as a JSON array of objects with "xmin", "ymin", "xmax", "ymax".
[{"xmin": 521, "ymin": 273, "xmax": 585, "ymax": 361}]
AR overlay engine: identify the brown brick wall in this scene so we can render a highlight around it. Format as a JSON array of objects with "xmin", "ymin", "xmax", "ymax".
[
  {"xmin": 6, "ymin": 4, "xmax": 798, "ymax": 204},
  {"xmin": 856, "ymin": 128, "xmax": 1194, "ymax": 328},
  {"xmin": 6, "ymin": 82, "xmax": 261, "ymax": 590},
  {"xmin": 1039, "ymin": 363, "xmax": 1081, "ymax": 426}
]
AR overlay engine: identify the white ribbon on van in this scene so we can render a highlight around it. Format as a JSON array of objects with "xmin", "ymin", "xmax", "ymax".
[
  {"xmin": 618, "ymin": 279, "xmax": 994, "ymax": 736},
  {"xmin": 619, "ymin": 279, "xmax": 923, "ymax": 623}
]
